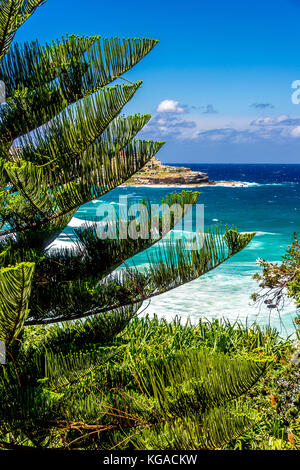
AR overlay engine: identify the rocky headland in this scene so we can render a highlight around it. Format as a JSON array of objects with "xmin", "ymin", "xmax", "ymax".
[{"xmin": 122, "ymin": 158, "xmax": 248, "ymax": 187}]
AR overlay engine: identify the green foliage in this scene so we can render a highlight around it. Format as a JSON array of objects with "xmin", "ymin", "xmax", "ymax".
[
  {"xmin": 123, "ymin": 349, "xmax": 269, "ymax": 450},
  {"xmin": 252, "ymin": 233, "xmax": 300, "ymax": 338},
  {"xmin": 0, "ymin": 0, "xmax": 255, "ymax": 336},
  {"xmin": 0, "ymin": 315, "xmax": 287, "ymax": 450},
  {"xmin": 121, "ymin": 315, "xmax": 288, "ymax": 361},
  {"xmin": 23, "ymin": 223, "xmax": 255, "ymax": 326},
  {"xmin": 0, "ymin": 0, "xmax": 46, "ymax": 61},
  {"xmin": 0, "ymin": 262, "xmax": 34, "ymax": 346},
  {"xmin": 0, "ymin": 0, "xmax": 263, "ymax": 452}
]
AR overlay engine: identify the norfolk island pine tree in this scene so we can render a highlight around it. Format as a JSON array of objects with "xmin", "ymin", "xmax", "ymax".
[{"xmin": 0, "ymin": 0, "xmax": 270, "ymax": 450}]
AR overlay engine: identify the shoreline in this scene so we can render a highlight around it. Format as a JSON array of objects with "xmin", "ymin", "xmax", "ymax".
[{"xmin": 120, "ymin": 180, "xmax": 258, "ymax": 188}]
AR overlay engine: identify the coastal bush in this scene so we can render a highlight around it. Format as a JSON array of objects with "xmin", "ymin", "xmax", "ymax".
[
  {"xmin": 252, "ymin": 232, "xmax": 300, "ymax": 322},
  {"xmin": 250, "ymin": 232, "xmax": 300, "ymax": 448},
  {"xmin": 0, "ymin": 315, "xmax": 296, "ymax": 450}
]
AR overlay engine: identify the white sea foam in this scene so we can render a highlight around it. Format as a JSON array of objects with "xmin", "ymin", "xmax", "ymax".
[
  {"xmin": 139, "ymin": 268, "xmax": 296, "ymax": 336},
  {"xmin": 68, "ymin": 217, "xmax": 95, "ymax": 228},
  {"xmin": 240, "ymin": 231, "xmax": 279, "ymax": 236},
  {"xmin": 255, "ymin": 231, "xmax": 279, "ymax": 236},
  {"xmin": 255, "ymin": 182, "xmax": 299, "ymax": 187},
  {"xmin": 212, "ymin": 182, "xmax": 259, "ymax": 187},
  {"xmin": 125, "ymin": 181, "xmax": 299, "ymax": 189},
  {"xmin": 125, "ymin": 182, "xmax": 259, "ymax": 188}
]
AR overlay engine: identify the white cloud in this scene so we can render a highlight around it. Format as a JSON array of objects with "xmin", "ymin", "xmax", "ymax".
[
  {"xmin": 141, "ymin": 113, "xmax": 253, "ymax": 141},
  {"xmin": 277, "ymin": 114, "xmax": 290, "ymax": 122},
  {"xmin": 141, "ymin": 105, "xmax": 300, "ymax": 145},
  {"xmin": 251, "ymin": 114, "xmax": 289, "ymax": 126},
  {"xmin": 156, "ymin": 99, "xmax": 185, "ymax": 114},
  {"xmin": 196, "ymin": 114, "xmax": 300, "ymax": 144},
  {"xmin": 291, "ymin": 126, "xmax": 300, "ymax": 138}
]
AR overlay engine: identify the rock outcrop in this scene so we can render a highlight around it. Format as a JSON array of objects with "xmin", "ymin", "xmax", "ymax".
[{"xmin": 124, "ymin": 158, "xmax": 209, "ymax": 186}]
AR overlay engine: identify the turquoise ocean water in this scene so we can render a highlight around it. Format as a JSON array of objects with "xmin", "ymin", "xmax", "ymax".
[{"xmin": 52, "ymin": 164, "xmax": 300, "ymax": 336}]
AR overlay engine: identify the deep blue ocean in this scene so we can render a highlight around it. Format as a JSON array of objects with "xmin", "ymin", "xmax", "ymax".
[{"xmin": 53, "ymin": 164, "xmax": 300, "ymax": 337}]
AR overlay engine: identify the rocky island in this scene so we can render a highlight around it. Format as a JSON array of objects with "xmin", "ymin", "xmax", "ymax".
[{"xmin": 122, "ymin": 158, "xmax": 248, "ymax": 187}]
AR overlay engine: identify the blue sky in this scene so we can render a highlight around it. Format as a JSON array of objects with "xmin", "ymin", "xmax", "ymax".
[{"xmin": 15, "ymin": 0, "xmax": 300, "ymax": 163}]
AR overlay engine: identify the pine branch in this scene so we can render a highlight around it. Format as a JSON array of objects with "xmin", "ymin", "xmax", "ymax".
[
  {"xmin": 0, "ymin": 0, "xmax": 46, "ymax": 61},
  {"xmin": 0, "ymin": 37, "xmax": 158, "ymax": 145},
  {"xmin": 25, "ymin": 227, "xmax": 255, "ymax": 325},
  {"xmin": 0, "ymin": 0, "xmax": 23, "ymax": 61},
  {"xmin": 126, "ymin": 349, "xmax": 269, "ymax": 450},
  {"xmin": 0, "ymin": 35, "xmax": 98, "ymax": 97},
  {"xmin": 1, "ymin": 140, "xmax": 164, "ymax": 236},
  {"xmin": 0, "ymin": 261, "xmax": 34, "ymax": 345}
]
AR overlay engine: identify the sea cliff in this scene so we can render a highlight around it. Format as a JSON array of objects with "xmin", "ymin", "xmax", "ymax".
[{"xmin": 122, "ymin": 158, "xmax": 248, "ymax": 187}]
